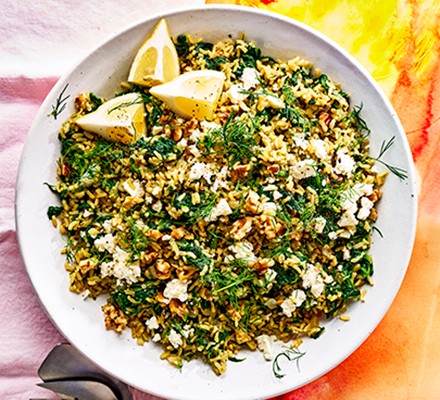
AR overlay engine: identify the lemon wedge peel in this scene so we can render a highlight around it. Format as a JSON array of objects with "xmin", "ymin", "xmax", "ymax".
[
  {"xmin": 75, "ymin": 93, "xmax": 146, "ymax": 145},
  {"xmin": 128, "ymin": 18, "xmax": 180, "ymax": 87},
  {"xmin": 149, "ymin": 70, "xmax": 226, "ymax": 121}
]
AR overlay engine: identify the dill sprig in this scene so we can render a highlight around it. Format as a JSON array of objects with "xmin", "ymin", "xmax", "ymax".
[
  {"xmin": 200, "ymin": 113, "xmax": 260, "ymax": 166},
  {"xmin": 48, "ymin": 83, "xmax": 70, "ymax": 120},
  {"xmin": 372, "ymin": 136, "xmax": 408, "ymax": 181},
  {"xmin": 272, "ymin": 348, "xmax": 306, "ymax": 379}
]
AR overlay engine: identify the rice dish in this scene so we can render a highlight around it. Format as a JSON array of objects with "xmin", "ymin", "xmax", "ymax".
[{"xmin": 48, "ymin": 32, "xmax": 386, "ymax": 375}]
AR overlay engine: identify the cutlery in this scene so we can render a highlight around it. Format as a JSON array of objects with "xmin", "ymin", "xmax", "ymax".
[
  {"xmin": 38, "ymin": 380, "xmax": 117, "ymax": 400},
  {"xmin": 38, "ymin": 343, "xmax": 132, "ymax": 400}
]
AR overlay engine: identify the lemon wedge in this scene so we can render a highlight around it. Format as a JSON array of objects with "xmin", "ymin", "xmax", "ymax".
[
  {"xmin": 149, "ymin": 70, "xmax": 226, "ymax": 120},
  {"xmin": 75, "ymin": 93, "xmax": 146, "ymax": 145},
  {"xmin": 128, "ymin": 18, "xmax": 180, "ymax": 87}
]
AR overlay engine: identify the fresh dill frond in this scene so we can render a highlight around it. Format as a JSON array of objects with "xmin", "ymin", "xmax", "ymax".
[
  {"xmin": 372, "ymin": 136, "xmax": 408, "ymax": 181},
  {"xmin": 272, "ymin": 348, "xmax": 306, "ymax": 379},
  {"xmin": 199, "ymin": 113, "xmax": 260, "ymax": 167},
  {"xmin": 48, "ymin": 83, "xmax": 70, "ymax": 120}
]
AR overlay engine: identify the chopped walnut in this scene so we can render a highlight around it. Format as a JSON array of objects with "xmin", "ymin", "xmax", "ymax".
[
  {"xmin": 169, "ymin": 299, "xmax": 188, "ymax": 318},
  {"xmin": 176, "ymin": 267, "xmax": 198, "ymax": 281},
  {"xmin": 318, "ymin": 112, "xmax": 332, "ymax": 132},
  {"xmin": 155, "ymin": 259, "xmax": 172, "ymax": 280},
  {"xmin": 251, "ymin": 258, "xmax": 270, "ymax": 274},
  {"xmin": 122, "ymin": 196, "xmax": 143, "ymax": 210},
  {"xmin": 102, "ymin": 304, "xmax": 128, "ymax": 333},
  {"xmin": 246, "ymin": 190, "xmax": 262, "ymax": 214},
  {"xmin": 368, "ymin": 188, "xmax": 382, "ymax": 203},
  {"xmin": 171, "ymin": 127, "xmax": 183, "ymax": 142},
  {"xmin": 78, "ymin": 259, "xmax": 96, "ymax": 274},
  {"xmin": 259, "ymin": 214, "xmax": 283, "ymax": 240},
  {"xmin": 74, "ymin": 93, "xmax": 93, "ymax": 112},
  {"xmin": 268, "ymin": 164, "xmax": 280, "ymax": 175},
  {"xmin": 231, "ymin": 163, "xmax": 251, "ymax": 181},
  {"xmin": 141, "ymin": 250, "xmax": 158, "ymax": 265},
  {"xmin": 171, "ymin": 227, "xmax": 186, "ymax": 240},
  {"xmin": 147, "ymin": 229, "xmax": 163, "ymax": 241},
  {"xmin": 230, "ymin": 217, "xmax": 253, "ymax": 240}
]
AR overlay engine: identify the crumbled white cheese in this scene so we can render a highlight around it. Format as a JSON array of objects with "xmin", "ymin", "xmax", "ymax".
[
  {"xmin": 265, "ymin": 95, "xmax": 285, "ymax": 109},
  {"xmin": 151, "ymin": 201, "xmax": 162, "ymax": 213},
  {"xmin": 145, "ymin": 195, "xmax": 153, "ymax": 205},
  {"xmin": 227, "ymin": 83, "xmax": 247, "ymax": 103},
  {"xmin": 256, "ymin": 334, "xmax": 274, "ymax": 361},
  {"xmin": 83, "ymin": 209, "xmax": 93, "ymax": 218},
  {"xmin": 151, "ymin": 126, "xmax": 163, "ymax": 135},
  {"xmin": 228, "ymin": 240, "xmax": 256, "ymax": 262},
  {"xmin": 273, "ymin": 190, "xmax": 283, "ymax": 201},
  {"xmin": 312, "ymin": 216, "xmax": 327, "ymax": 233},
  {"xmin": 146, "ymin": 316, "xmax": 159, "ymax": 330},
  {"xmin": 291, "ymin": 159, "xmax": 316, "ymax": 180},
  {"xmin": 188, "ymin": 145, "xmax": 201, "ymax": 158},
  {"xmin": 334, "ymin": 149, "xmax": 355, "ymax": 176},
  {"xmin": 241, "ymin": 67, "xmax": 260, "ymax": 89},
  {"xmin": 189, "ymin": 162, "xmax": 215, "ymax": 183},
  {"xmin": 152, "ymin": 333, "xmax": 161, "ymax": 342},
  {"xmin": 163, "ymin": 279, "xmax": 189, "ymax": 302},
  {"xmin": 112, "ymin": 248, "xmax": 141, "ymax": 284},
  {"xmin": 100, "ymin": 259, "xmax": 141, "ymax": 286},
  {"xmin": 262, "ymin": 201, "xmax": 277, "ymax": 216},
  {"xmin": 161, "ymin": 234, "xmax": 171, "ymax": 241},
  {"xmin": 206, "ymin": 198, "xmax": 232, "ymax": 221},
  {"xmin": 328, "ymin": 231, "xmax": 338, "ymax": 240},
  {"xmin": 94, "ymin": 233, "xmax": 116, "ymax": 253},
  {"xmin": 177, "ymin": 138, "xmax": 188, "ymax": 150},
  {"xmin": 302, "ymin": 264, "xmax": 325, "ymax": 298},
  {"xmin": 357, "ymin": 196, "xmax": 374, "ymax": 220},
  {"xmin": 168, "ymin": 329, "xmax": 183, "ymax": 348},
  {"xmin": 182, "ymin": 325, "xmax": 195, "ymax": 339},
  {"xmin": 293, "ymin": 135, "xmax": 309, "ymax": 151},
  {"xmin": 265, "ymin": 268, "xmax": 277, "ymax": 282},
  {"xmin": 123, "ymin": 179, "xmax": 145, "ymax": 198},
  {"xmin": 337, "ymin": 211, "xmax": 358, "ymax": 227},
  {"xmin": 341, "ymin": 183, "xmax": 374, "ymax": 213},
  {"xmin": 311, "ymin": 139, "xmax": 328, "ymax": 160},
  {"xmin": 201, "ymin": 121, "xmax": 222, "ymax": 132},
  {"xmin": 211, "ymin": 166, "xmax": 229, "ymax": 193},
  {"xmin": 280, "ymin": 289, "xmax": 306, "ymax": 317},
  {"xmin": 102, "ymin": 219, "xmax": 113, "ymax": 233}
]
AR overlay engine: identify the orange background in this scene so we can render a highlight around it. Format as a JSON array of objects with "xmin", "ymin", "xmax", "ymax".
[{"xmin": 207, "ymin": 1, "xmax": 440, "ymax": 398}]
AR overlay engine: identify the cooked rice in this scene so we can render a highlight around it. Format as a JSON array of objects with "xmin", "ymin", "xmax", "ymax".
[{"xmin": 48, "ymin": 33, "xmax": 386, "ymax": 375}]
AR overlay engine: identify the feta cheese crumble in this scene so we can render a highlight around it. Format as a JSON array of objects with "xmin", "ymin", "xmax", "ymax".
[
  {"xmin": 256, "ymin": 334, "xmax": 274, "ymax": 361},
  {"xmin": 302, "ymin": 264, "xmax": 325, "ymax": 298},
  {"xmin": 146, "ymin": 316, "xmax": 159, "ymax": 330},
  {"xmin": 334, "ymin": 149, "xmax": 355, "ymax": 176},
  {"xmin": 206, "ymin": 198, "xmax": 232, "ymax": 221},
  {"xmin": 163, "ymin": 279, "xmax": 189, "ymax": 302},
  {"xmin": 291, "ymin": 159, "xmax": 316, "ymax": 180},
  {"xmin": 168, "ymin": 329, "xmax": 183, "ymax": 348},
  {"xmin": 281, "ymin": 289, "xmax": 307, "ymax": 317}
]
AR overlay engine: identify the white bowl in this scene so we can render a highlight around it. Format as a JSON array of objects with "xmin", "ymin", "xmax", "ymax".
[{"xmin": 16, "ymin": 5, "xmax": 417, "ymax": 400}]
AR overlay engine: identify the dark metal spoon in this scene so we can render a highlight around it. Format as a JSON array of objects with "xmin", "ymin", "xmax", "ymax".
[{"xmin": 38, "ymin": 343, "xmax": 132, "ymax": 400}]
